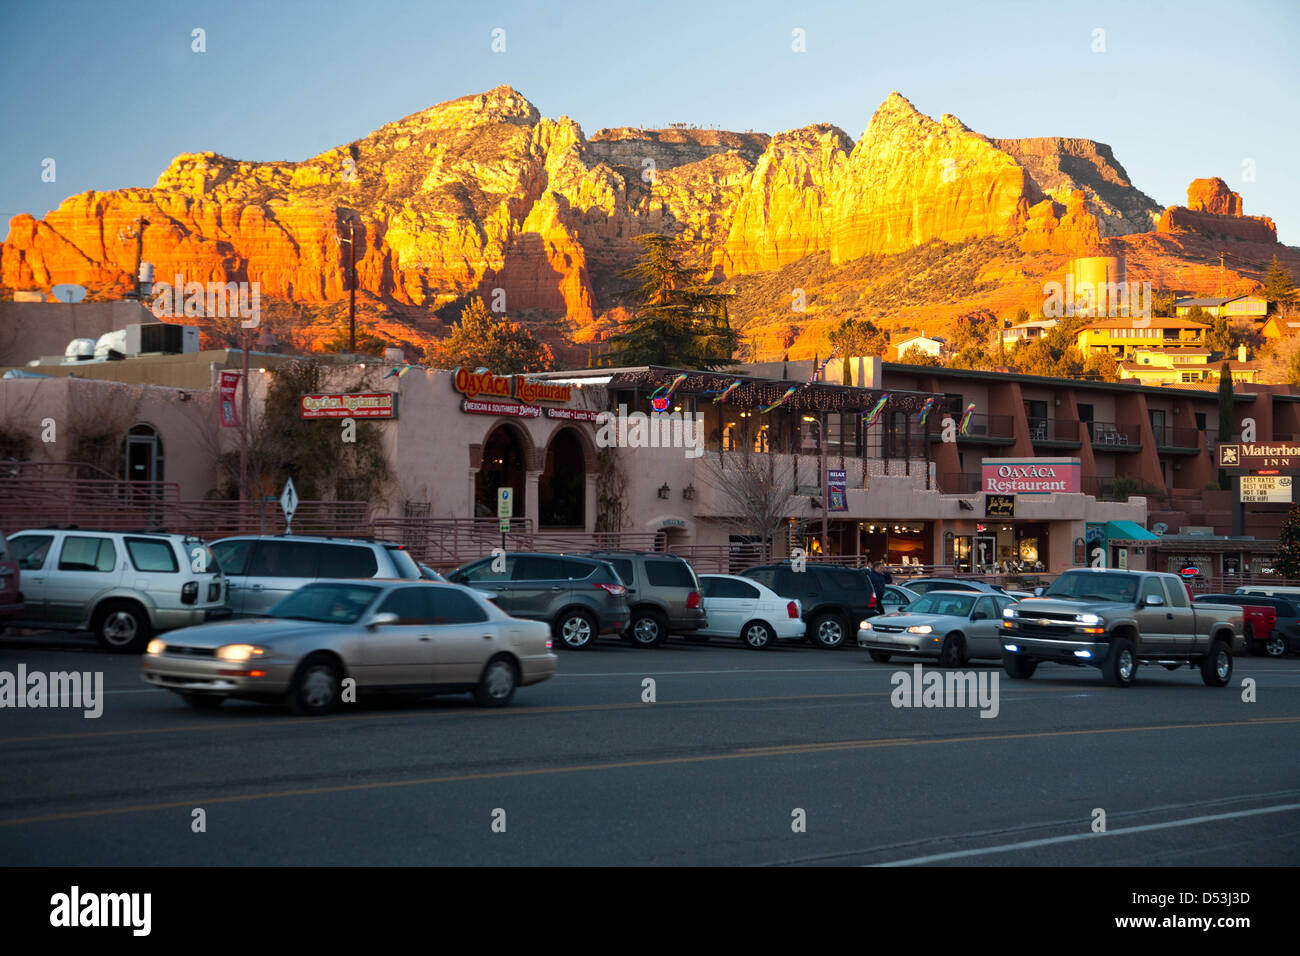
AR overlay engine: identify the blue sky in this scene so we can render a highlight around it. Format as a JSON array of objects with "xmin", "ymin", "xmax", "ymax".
[{"xmin": 2, "ymin": 0, "xmax": 1297, "ymax": 244}]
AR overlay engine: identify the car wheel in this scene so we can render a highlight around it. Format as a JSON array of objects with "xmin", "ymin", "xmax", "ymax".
[
  {"xmin": 1264, "ymin": 632, "xmax": 1287, "ymax": 657},
  {"xmin": 1200, "ymin": 640, "xmax": 1233, "ymax": 687},
  {"xmin": 1003, "ymin": 653, "xmax": 1037, "ymax": 679},
  {"xmin": 740, "ymin": 621, "xmax": 773, "ymax": 650},
  {"xmin": 937, "ymin": 633, "xmax": 966, "ymax": 667},
  {"xmin": 868, "ymin": 651, "xmax": 892, "ymax": 663},
  {"xmin": 473, "ymin": 656, "xmax": 518, "ymax": 707},
  {"xmin": 286, "ymin": 655, "xmax": 343, "ymax": 716},
  {"xmin": 555, "ymin": 610, "xmax": 597, "ymax": 650},
  {"xmin": 629, "ymin": 609, "xmax": 669, "ymax": 648},
  {"xmin": 1102, "ymin": 637, "xmax": 1137, "ymax": 687},
  {"xmin": 179, "ymin": 692, "xmax": 224, "ymax": 710},
  {"xmin": 809, "ymin": 612, "xmax": 848, "ymax": 649},
  {"xmin": 92, "ymin": 600, "xmax": 152, "ymax": 654}
]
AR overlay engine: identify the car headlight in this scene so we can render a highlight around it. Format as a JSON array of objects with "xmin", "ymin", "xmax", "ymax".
[
  {"xmin": 906, "ymin": 625, "xmax": 933, "ymax": 634},
  {"xmin": 146, "ymin": 639, "xmax": 166, "ymax": 655},
  {"xmin": 859, "ymin": 620, "xmax": 872, "ymax": 630},
  {"xmin": 215, "ymin": 644, "xmax": 267, "ymax": 662},
  {"xmin": 1002, "ymin": 608, "xmax": 1017, "ymax": 619},
  {"xmin": 1078, "ymin": 614, "xmax": 1102, "ymax": 626}
]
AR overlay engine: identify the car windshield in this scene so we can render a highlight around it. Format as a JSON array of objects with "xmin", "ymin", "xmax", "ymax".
[
  {"xmin": 1043, "ymin": 572, "xmax": 1139, "ymax": 604},
  {"xmin": 269, "ymin": 583, "xmax": 380, "ymax": 624},
  {"xmin": 906, "ymin": 593, "xmax": 976, "ymax": 617}
]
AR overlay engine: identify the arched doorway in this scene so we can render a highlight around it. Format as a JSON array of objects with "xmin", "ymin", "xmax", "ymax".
[
  {"xmin": 124, "ymin": 423, "xmax": 164, "ymax": 482},
  {"xmin": 539, "ymin": 427, "xmax": 585, "ymax": 527},
  {"xmin": 475, "ymin": 425, "xmax": 527, "ymax": 519}
]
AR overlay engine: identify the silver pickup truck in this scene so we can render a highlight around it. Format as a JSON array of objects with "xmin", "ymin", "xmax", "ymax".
[{"xmin": 999, "ymin": 568, "xmax": 1244, "ymax": 687}]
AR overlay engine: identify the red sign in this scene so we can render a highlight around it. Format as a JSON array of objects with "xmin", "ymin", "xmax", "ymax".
[
  {"xmin": 219, "ymin": 371, "xmax": 241, "ymax": 428},
  {"xmin": 300, "ymin": 393, "xmax": 398, "ymax": 419},
  {"xmin": 981, "ymin": 458, "xmax": 1081, "ymax": 494},
  {"xmin": 463, "ymin": 399, "xmax": 541, "ymax": 418}
]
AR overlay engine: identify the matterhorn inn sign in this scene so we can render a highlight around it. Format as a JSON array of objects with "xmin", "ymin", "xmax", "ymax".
[{"xmin": 981, "ymin": 458, "xmax": 1081, "ymax": 494}]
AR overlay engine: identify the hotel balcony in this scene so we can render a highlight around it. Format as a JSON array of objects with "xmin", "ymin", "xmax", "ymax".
[
  {"xmin": 1087, "ymin": 420, "xmax": 1142, "ymax": 451},
  {"xmin": 928, "ymin": 412, "xmax": 1015, "ymax": 445},
  {"xmin": 1151, "ymin": 425, "xmax": 1203, "ymax": 455},
  {"xmin": 1027, "ymin": 417, "xmax": 1083, "ymax": 448}
]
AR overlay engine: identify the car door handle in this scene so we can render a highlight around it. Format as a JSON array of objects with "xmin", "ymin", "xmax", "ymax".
[
  {"xmin": 419, "ymin": 636, "xmax": 433, "ymax": 642},
  {"xmin": 550, "ymin": 586, "xmax": 563, "ymax": 591},
  {"xmin": 481, "ymin": 633, "xmax": 493, "ymax": 640},
  {"xmin": 1166, "ymin": 613, "xmax": 1173, "ymax": 620}
]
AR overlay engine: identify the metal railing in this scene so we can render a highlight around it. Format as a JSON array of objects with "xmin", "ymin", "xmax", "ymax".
[
  {"xmin": 1152, "ymin": 425, "xmax": 1202, "ymax": 449},
  {"xmin": 1027, "ymin": 418, "xmax": 1082, "ymax": 443},
  {"xmin": 1087, "ymin": 420, "xmax": 1142, "ymax": 447},
  {"xmin": 371, "ymin": 516, "xmax": 667, "ymax": 567}
]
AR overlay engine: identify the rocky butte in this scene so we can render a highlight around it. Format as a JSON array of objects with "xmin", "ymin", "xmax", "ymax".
[{"xmin": 0, "ymin": 86, "xmax": 1289, "ymax": 357}]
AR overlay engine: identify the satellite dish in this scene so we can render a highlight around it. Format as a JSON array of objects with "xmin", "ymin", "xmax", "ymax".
[
  {"xmin": 1153, "ymin": 522, "xmax": 1168, "ymax": 534},
  {"xmin": 52, "ymin": 283, "xmax": 87, "ymax": 304}
]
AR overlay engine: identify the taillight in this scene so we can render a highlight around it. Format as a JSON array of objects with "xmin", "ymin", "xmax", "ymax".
[
  {"xmin": 787, "ymin": 601, "xmax": 799, "ymax": 619},
  {"xmin": 868, "ymin": 591, "xmax": 877, "ymax": 609},
  {"xmin": 686, "ymin": 591, "xmax": 701, "ymax": 609},
  {"xmin": 594, "ymin": 582, "xmax": 626, "ymax": 596},
  {"xmin": 181, "ymin": 581, "xmax": 198, "ymax": 605}
]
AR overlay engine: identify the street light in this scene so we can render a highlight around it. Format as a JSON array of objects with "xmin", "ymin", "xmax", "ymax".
[{"xmin": 801, "ymin": 414, "xmax": 830, "ymax": 555}]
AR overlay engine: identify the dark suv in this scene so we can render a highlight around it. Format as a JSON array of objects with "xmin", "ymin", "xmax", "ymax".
[
  {"xmin": 448, "ymin": 552, "xmax": 630, "ymax": 650},
  {"xmin": 584, "ymin": 551, "xmax": 706, "ymax": 648},
  {"xmin": 741, "ymin": 563, "xmax": 878, "ymax": 649}
]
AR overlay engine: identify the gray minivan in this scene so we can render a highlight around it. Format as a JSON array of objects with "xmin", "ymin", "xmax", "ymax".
[
  {"xmin": 448, "ymin": 552, "xmax": 630, "ymax": 649},
  {"xmin": 210, "ymin": 535, "xmax": 422, "ymax": 616}
]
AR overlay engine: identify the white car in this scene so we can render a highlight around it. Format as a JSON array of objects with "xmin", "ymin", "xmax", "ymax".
[{"xmin": 692, "ymin": 574, "xmax": 804, "ymax": 649}]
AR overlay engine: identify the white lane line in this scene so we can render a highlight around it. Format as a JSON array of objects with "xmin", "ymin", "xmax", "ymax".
[
  {"xmin": 555, "ymin": 667, "xmax": 889, "ymax": 678},
  {"xmin": 872, "ymin": 802, "xmax": 1300, "ymax": 866}
]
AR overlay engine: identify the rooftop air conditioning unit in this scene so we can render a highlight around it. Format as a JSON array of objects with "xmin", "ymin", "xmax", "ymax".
[{"xmin": 125, "ymin": 323, "xmax": 199, "ymax": 356}]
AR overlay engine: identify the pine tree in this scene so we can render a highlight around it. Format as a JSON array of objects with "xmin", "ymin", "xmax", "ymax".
[
  {"xmin": 1263, "ymin": 255, "xmax": 1297, "ymax": 309},
  {"xmin": 1218, "ymin": 363, "xmax": 1234, "ymax": 490},
  {"xmin": 1276, "ymin": 504, "xmax": 1300, "ymax": 579}
]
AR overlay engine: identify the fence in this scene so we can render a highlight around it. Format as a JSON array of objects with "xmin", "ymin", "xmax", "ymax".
[{"xmin": 371, "ymin": 517, "xmax": 666, "ymax": 567}]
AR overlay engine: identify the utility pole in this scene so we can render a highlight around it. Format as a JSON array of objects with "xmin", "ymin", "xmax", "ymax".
[
  {"xmin": 348, "ymin": 217, "xmax": 358, "ymax": 353},
  {"xmin": 240, "ymin": 325, "xmax": 250, "ymax": 530}
]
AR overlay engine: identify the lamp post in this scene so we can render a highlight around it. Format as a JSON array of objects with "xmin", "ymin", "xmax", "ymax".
[{"xmin": 803, "ymin": 414, "xmax": 829, "ymax": 555}]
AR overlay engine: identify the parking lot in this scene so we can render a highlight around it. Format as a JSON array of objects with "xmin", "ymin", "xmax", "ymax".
[{"xmin": 3, "ymin": 627, "xmax": 1298, "ymax": 866}]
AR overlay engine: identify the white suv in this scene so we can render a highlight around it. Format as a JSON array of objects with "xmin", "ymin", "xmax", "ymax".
[{"xmin": 6, "ymin": 529, "xmax": 227, "ymax": 653}]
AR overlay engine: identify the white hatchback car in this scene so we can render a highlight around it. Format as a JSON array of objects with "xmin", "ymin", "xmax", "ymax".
[{"xmin": 692, "ymin": 574, "xmax": 804, "ymax": 649}]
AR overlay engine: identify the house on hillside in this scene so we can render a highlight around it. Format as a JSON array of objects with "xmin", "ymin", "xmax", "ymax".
[
  {"xmin": 1261, "ymin": 315, "xmax": 1300, "ymax": 340},
  {"xmin": 1076, "ymin": 317, "xmax": 1208, "ymax": 359},
  {"xmin": 1001, "ymin": 318, "xmax": 1057, "ymax": 350},
  {"xmin": 891, "ymin": 334, "xmax": 946, "ymax": 360},
  {"xmin": 1173, "ymin": 295, "xmax": 1268, "ymax": 320}
]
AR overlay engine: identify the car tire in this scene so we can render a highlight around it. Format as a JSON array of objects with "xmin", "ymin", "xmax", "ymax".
[
  {"xmin": 629, "ymin": 609, "xmax": 669, "ymax": 648},
  {"xmin": 473, "ymin": 656, "xmax": 518, "ymax": 707},
  {"xmin": 868, "ymin": 651, "xmax": 892, "ymax": 663},
  {"xmin": 1200, "ymin": 639, "xmax": 1233, "ymax": 687},
  {"xmin": 286, "ymin": 655, "xmax": 343, "ymax": 716},
  {"xmin": 937, "ymin": 633, "xmax": 966, "ymax": 667},
  {"xmin": 1264, "ymin": 631, "xmax": 1287, "ymax": 658},
  {"xmin": 1003, "ymin": 653, "xmax": 1037, "ymax": 680},
  {"xmin": 92, "ymin": 600, "xmax": 152, "ymax": 654},
  {"xmin": 809, "ymin": 612, "xmax": 848, "ymax": 649},
  {"xmin": 555, "ymin": 610, "xmax": 597, "ymax": 650},
  {"xmin": 1102, "ymin": 637, "xmax": 1137, "ymax": 687},
  {"xmin": 179, "ymin": 692, "xmax": 225, "ymax": 710},
  {"xmin": 740, "ymin": 621, "xmax": 773, "ymax": 650}
]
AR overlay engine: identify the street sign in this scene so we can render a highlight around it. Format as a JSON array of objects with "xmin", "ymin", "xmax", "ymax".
[
  {"xmin": 499, "ymin": 518, "xmax": 510, "ymax": 534},
  {"xmin": 1218, "ymin": 442, "xmax": 1300, "ymax": 472},
  {"xmin": 497, "ymin": 487, "xmax": 513, "ymax": 519},
  {"xmin": 280, "ymin": 478, "xmax": 299, "ymax": 533},
  {"xmin": 1240, "ymin": 475, "xmax": 1292, "ymax": 503}
]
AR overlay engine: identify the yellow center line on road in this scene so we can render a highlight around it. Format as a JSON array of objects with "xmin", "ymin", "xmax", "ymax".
[
  {"xmin": 2, "ymin": 715, "xmax": 1296, "ymax": 829},
  {"xmin": 0, "ymin": 686, "xmax": 1088, "ymax": 745}
]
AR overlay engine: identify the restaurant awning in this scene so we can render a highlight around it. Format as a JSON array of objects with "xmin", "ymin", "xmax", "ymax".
[{"xmin": 1104, "ymin": 520, "xmax": 1160, "ymax": 541}]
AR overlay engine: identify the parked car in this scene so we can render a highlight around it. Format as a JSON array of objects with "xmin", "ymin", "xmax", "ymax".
[
  {"xmin": 447, "ymin": 552, "xmax": 629, "ymax": 650},
  {"xmin": 583, "ymin": 551, "xmax": 705, "ymax": 647},
  {"xmin": 209, "ymin": 535, "xmax": 422, "ymax": 617},
  {"xmin": 141, "ymin": 579, "xmax": 555, "ymax": 713},
  {"xmin": 859, "ymin": 590, "xmax": 1019, "ymax": 665},
  {"xmin": 1000, "ymin": 569, "xmax": 1244, "ymax": 687},
  {"xmin": 880, "ymin": 584, "xmax": 921, "ymax": 613},
  {"xmin": 905, "ymin": 577, "xmax": 1017, "ymax": 597},
  {"xmin": 5, "ymin": 529, "xmax": 226, "ymax": 652},
  {"xmin": 694, "ymin": 574, "xmax": 803, "ymax": 649},
  {"xmin": 740, "ymin": 563, "xmax": 878, "ymax": 649},
  {"xmin": 1197, "ymin": 592, "xmax": 1296, "ymax": 656},
  {"xmin": 418, "ymin": 563, "xmax": 446, "ymax": 582},
  {"xmin": 0, "ymin": 531, "xmax": 23, "ymax": 632}
]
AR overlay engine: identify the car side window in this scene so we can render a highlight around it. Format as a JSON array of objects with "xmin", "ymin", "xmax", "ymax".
[
  {"xmin": 1139, "ymin": 577, "xmax": 1165, "ymax": 604},
  {"xmin": 58, "ymin": 536, "xmax": 116, "ymax": 572},
  {"xmin": 9, "ymin": 535, "xmax": 54, "ymax": 571},
  {"xmin": 377, "ymin": 587, "xmax": 435, "ymax": 625},
  {"xmin": 247, "ymin": 541, "xmax": 319, "ymax": 578},
  {"xmin": 729, "ymin": 579, "xmax": 760, "ymax": 600},
  {"xmin": 1163, "ymin": 579, "xmax": 1189, "ymax": 607},
  {"xmin": 321, "ymin": 545, "xmax": 379, "ymax": 578},
  {"xmin": 560, "ymin": 559, "xmax": 597, "ymax": 581},
  {"xmin": 973, "ymin": 596, "xmax": 997, "ymax": 620},
  {"xmin": 513, "ymin": 555, "xmax": 564, "ymax": 580},
  {"xmin": 744, "ymin": 568, "xmax": 777, "ymax": 591},
  {"xmin": 211, "ymin": 540, "xmax": 253, "ymax": 576},
  {"xmin": 431, "ymin": 587, "xmax": 489, "ymax": 624},
  {"xmin": 125, "ymin": 537, "xmax": 180, "ymax": 573},
  {"xmin": 606, "ymin": 559, "xmax": 635, "ymax": 585},
  {"xmin": 699, "ymin": 577, "xmax": 719, "ymax": 598},
  {"xmin": 645, "ymin": 559, "xmax": 694, "ymax": 589},
  {"xmin": 824, "ymin": 568, "xmax": 863, "ymax": 591},
  {"xmin": 459, "ymin": 557, "xmax": 513, "ymax": 582}
]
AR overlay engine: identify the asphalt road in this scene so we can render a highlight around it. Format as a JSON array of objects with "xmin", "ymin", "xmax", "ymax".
[{"xmin": 1, "ymin": 629, "xmax": 1297, "ymax": 866}]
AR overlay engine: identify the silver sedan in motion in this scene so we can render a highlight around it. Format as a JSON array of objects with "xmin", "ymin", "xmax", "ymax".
[
  {"xmin": 141, "ymin": 579, "xmax": 557, "ymax": 714},
  {"xmin": 857, "ymin": 590, "xmax": 1019, "ymax": 666}
]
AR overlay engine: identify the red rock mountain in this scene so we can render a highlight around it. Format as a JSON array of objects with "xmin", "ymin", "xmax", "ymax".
[{"xmin": 1, "ymin": 87, "xmax": 1289, "ymax": 358}]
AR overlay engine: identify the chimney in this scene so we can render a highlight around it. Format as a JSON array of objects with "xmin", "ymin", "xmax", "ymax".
[{"xmin": 1238, "ymin": 344, "xmax": 1247, "ymax": 363}]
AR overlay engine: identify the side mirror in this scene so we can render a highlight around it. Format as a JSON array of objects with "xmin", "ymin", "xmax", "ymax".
[
  {"xmin": 366, "ymin": 612, "xmax": 399, "ymax": 629},
  {"xmin": 1144, "ymin": 594, "xmax": 1164, "ymax": 607}
]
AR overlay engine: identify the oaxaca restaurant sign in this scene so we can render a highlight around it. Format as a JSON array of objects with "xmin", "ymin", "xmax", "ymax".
[
  {"xmin": 981, "ymin": 457, "xmax": 1080, "ymax": 494},
  {"xmin": 300, "ymin": 392, "xmax": 397, "ymax": 419},
  {"xmin": 453, "ymin": 367, "xmax": 572, "ymax": 406}
]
